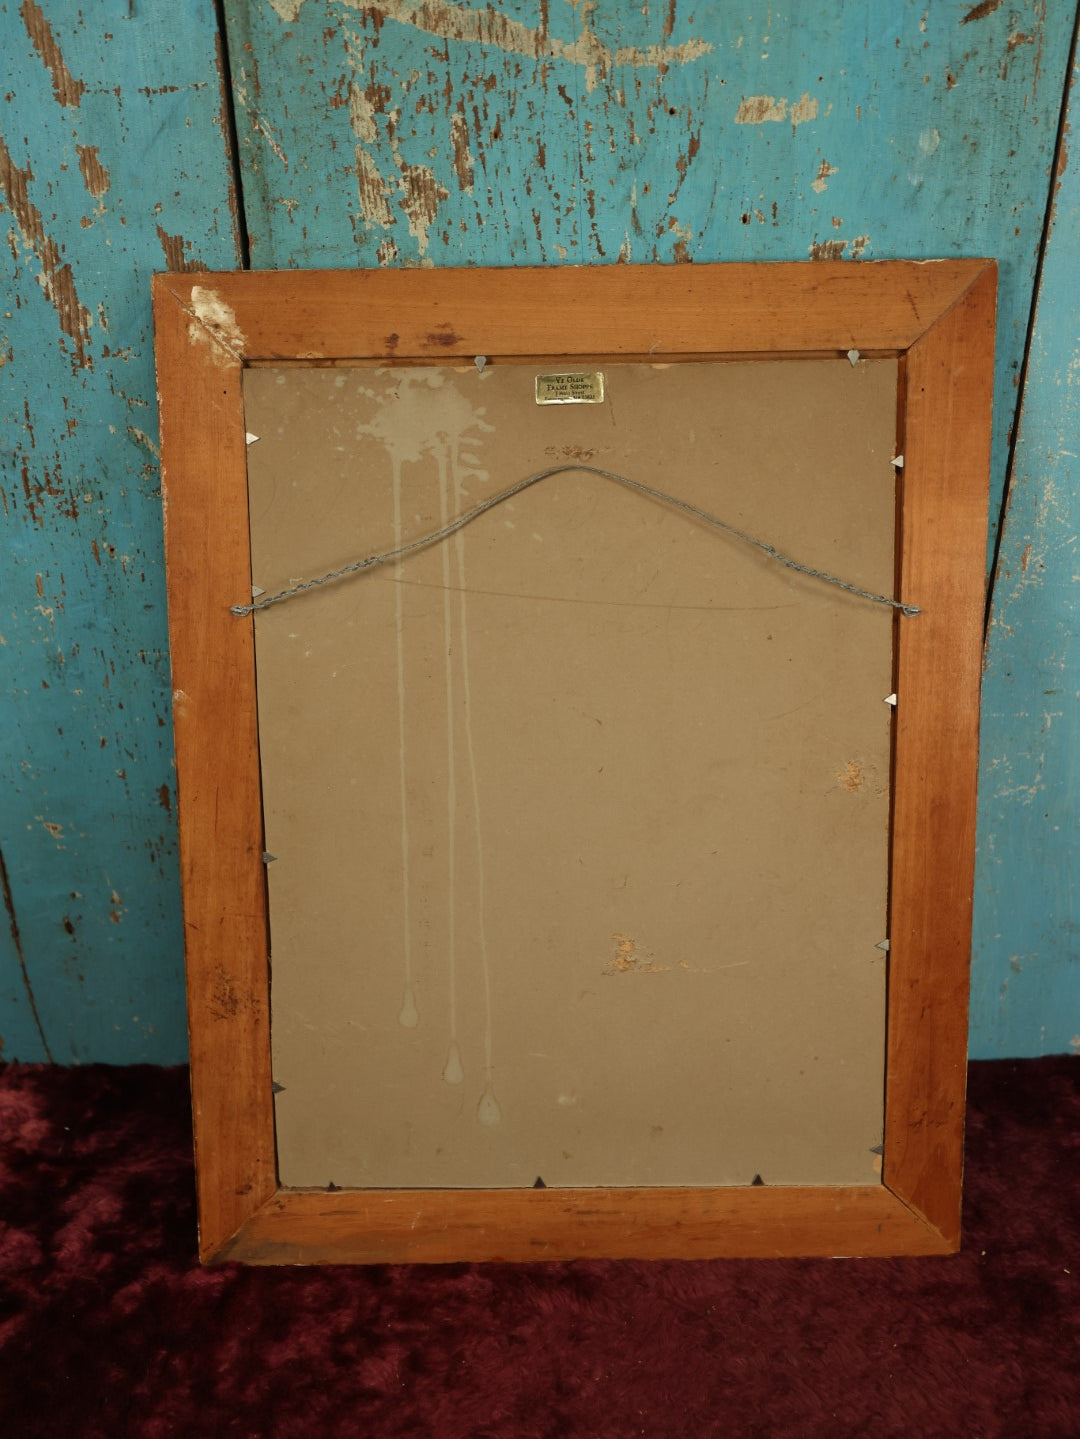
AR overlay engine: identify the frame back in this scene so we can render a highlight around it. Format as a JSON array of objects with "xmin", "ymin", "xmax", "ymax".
[{"xmin": 153, "ymin": 262, "xmax": 995, "ymax": 1263}]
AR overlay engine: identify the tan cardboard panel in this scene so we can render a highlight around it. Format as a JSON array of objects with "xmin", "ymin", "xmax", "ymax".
[{"xmin": 243, "ymin": 357, "xmax": 897, "ymax": 1190}]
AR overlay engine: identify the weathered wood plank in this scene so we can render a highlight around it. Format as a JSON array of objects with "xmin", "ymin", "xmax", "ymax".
[
  {"xmin": 224, "ymin": 0, "xmax": 1073, "ymax": 557},
  {"xmin": 972, "ymin": 37, "xmax": 1080, "ymax": 1058},
  {"xmin": 0, "ymin": 1, "xmax": 241, "ymax": 1060}
]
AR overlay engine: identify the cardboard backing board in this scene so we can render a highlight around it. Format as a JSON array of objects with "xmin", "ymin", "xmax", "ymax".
[{"xmin": 243, "ymin": 357, "xmax": 898, "ymax": 1191}]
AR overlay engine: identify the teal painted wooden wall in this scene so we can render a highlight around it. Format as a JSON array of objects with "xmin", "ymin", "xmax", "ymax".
[
  {"xmin": 972, "ymin": 37, "xmax": 1080, "ymax": 1058},
  {"xmin": 2, "ymin": 0, "xmax": 1077, "ymax": 1062},
  {"xmin": 0, "ymin": 0, "xmax": 241, "ymax": 1061}
]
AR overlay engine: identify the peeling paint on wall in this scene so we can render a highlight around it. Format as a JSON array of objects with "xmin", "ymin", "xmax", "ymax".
[
  {"xmin": 450, "ymin": 110, "xmax": 474, "ymax": 192},
  {"xmin": 972, "ymin": 36, "xmax": 1080, "ymax": 1057},
  {"xmin": 214, "ymin": 0, "xmax": 1077, "ymax": 1070},
  {"xmin": 0, "ymin": 1, "xmax": 240, "ymax": 1062},
  {"xmin": 0, "ymin": 136, "xmax": 93, "ymax": 370},
  {"xmin": 397, "ymin": 162, "xmax": 450, "ymax": 253},
  {"xmin": 354, "ymin": 147, "xmax": 397, "ymax": 230},
  {"xmin": 734, "ymin": 92, "xmax": 819, "ymax": 128},
  {"xmin": 2, "ymin": 0, "xmax": 1077, "ymax": 1061},
  {"xmin": 155, "ymin": 226, "xmax": 207, "ymax": 272},
  {"xmin": 809, "ymin": 234, "xmax": 870, "ymax": 260},
  {"xmin": 19, "ymin": 0, "xmax": 85, "ymax": 108},
  {"xmin": 267, "ymin": 0, "xmax": 713, "ymax": 91},
  {"xmin": 76, "ymin": 145, "xmax": 111, "ymax": 200}
]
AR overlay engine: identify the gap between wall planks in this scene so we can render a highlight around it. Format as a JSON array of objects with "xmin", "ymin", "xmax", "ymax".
[{"xmin": 153, "ymin": 261, "xmax": 995, "ymax": 1265}]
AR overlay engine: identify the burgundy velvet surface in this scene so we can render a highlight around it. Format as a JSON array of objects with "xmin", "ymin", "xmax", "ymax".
[{"xmin": 1, "ymin": 1057, "xmax": 1077, "ymax": 1438}]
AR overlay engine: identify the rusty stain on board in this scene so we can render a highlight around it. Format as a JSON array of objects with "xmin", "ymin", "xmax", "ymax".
[
  {"xmin": 19, "ymin": 0, "xmax": 84, "ymax": 108},
  {"xmin": 0, "ymin": 137, "xmax": 93, "ymax": 369},
  {"xmin": 426, "ymin": 322, "xmax": 460, "ymax": 347}
]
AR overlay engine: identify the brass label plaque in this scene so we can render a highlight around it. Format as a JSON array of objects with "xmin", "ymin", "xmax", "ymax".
[{"xmin": 535, "ymin": 371, "xmax": 606, "ymax": 405}]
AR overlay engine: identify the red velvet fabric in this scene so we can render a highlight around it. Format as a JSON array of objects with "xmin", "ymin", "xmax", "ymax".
[{"xmin": 1, "ymin": 1058, "xmax": 1077, "ymax": 1437}]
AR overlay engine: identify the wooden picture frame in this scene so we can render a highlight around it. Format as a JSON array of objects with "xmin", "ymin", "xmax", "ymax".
[{"xmin": 153, "ymin": 261, "xmax": 995, "ymax": 1264}]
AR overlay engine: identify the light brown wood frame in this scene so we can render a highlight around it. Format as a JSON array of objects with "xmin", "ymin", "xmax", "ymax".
[{"xmin": 153, "ymin": 261, "xmax": 996, "ymax": 1265}]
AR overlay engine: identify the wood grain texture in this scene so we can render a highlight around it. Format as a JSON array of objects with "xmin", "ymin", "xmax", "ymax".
[
  {"xmin": 885, "ymin": 264, "xmax": 998, "ymax": 1241},
  {"xmin": 217, "ymin": 1186, "xmax": 952, "ymax": 1266},
  {"xmin": 153, "ymin": 279, "xmax": 276, "ymax": 1260},
  {"xmin": 156, "ymin": 262, "xmax": 994, "ymax": 1261},
  {"xmin": 155, "ymin": 260, "xmax": 986, "ymax": 361}
]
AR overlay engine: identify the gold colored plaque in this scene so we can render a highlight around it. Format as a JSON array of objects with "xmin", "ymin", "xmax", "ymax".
[{"xmin": 535, "ymin": 371, "xmax": 606, "ymax": 405}]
